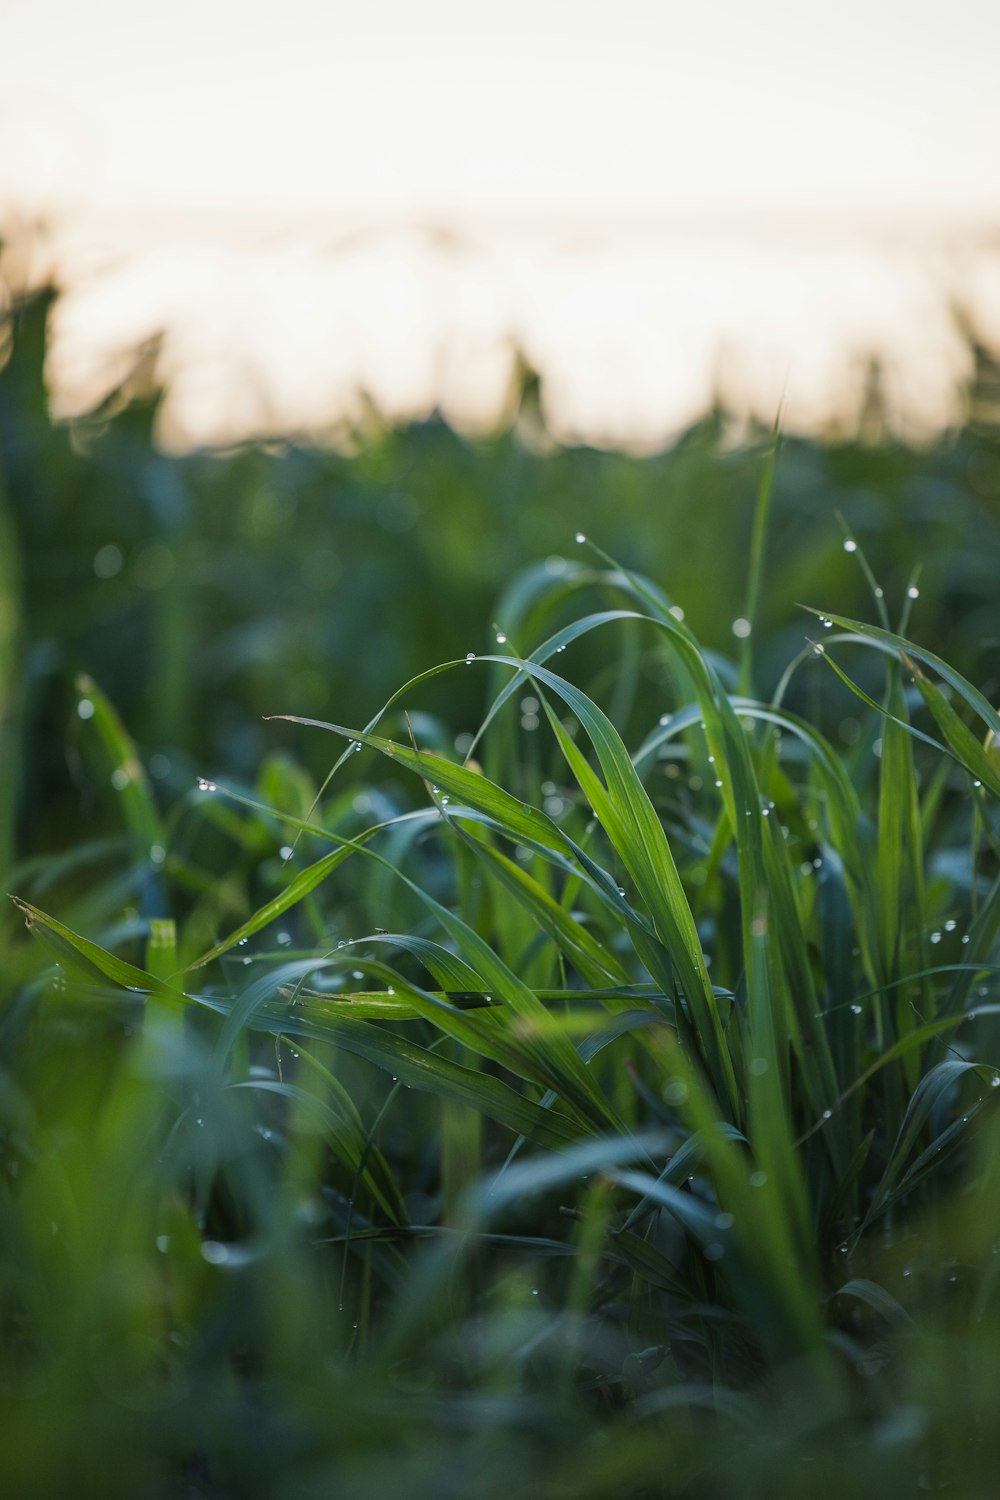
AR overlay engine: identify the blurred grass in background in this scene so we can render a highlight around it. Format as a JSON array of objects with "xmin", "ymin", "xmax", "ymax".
[{"xmin": 3, "ymin": 281, "xmax": 999, "ymax": 863}]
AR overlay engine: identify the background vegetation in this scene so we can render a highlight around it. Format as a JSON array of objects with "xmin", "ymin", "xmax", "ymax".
[{"xmin": 1, "ymin": 273, "xmax": 999, "ymax": 1499}]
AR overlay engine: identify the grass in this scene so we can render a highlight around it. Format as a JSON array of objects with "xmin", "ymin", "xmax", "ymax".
[
  {"xmin": 4, "ymin": 477, "xmax": 1000, "ymax": 1498},
  {"xmin": 3, "ymin": 280, "xmax": 1000, "ymax": 869}
]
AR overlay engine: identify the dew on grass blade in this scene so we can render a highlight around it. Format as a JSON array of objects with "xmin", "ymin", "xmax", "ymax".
[
  {"xmin": 843, "ymin": 537, "xmax": 857, "ymax": 552},
  {"xmin": 93, "ymin": 543, "xmax": 123, "ymax": 578},
  {"xmin": 574, "ymin": 532, "xmax": 586, "ymax": 544},
  {"xmin": 731, "ymin": 617, "xmax": 751, "ymax": 638}
]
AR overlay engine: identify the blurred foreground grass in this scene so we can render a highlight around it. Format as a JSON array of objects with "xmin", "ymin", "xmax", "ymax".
[{"xmin": 1, "ymin": 281, "xmax": 1000, "ymax": 1498}]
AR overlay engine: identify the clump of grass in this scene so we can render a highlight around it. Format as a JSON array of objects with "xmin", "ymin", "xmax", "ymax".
[{"xmin": 4, "ymin": 513, "xmax": 1000, "ymax": 1498}]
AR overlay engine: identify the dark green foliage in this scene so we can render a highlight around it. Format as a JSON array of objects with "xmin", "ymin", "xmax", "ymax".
[{"xmin": 1, "ymin": 281, "xmax": 1000, "ymax": 1498}]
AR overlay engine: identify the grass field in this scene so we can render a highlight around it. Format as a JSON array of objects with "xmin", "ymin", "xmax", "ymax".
[{"xmin": 2, "ymin": 283, "xmax": 1000, "ymax": 1498}]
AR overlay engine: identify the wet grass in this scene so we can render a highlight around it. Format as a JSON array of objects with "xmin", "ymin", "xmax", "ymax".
[
  {"xmin": 3, "ymin": 276, "xmax": 1000, "ymax": 1495},
  {"xmin": 5, "ymin": 491, "xmax": 1000, "ymax": 1497}
]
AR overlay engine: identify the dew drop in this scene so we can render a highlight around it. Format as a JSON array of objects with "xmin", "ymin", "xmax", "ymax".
[
  {"xmin": 496, "ymin": 632, "xmax": 507, "ymax": 645},
  {"xmin": 465, "ymin": 653, "xmax": 475, "ymax": 665},
  {"xmin": 907, "ymin": 585, "xmax": 920, "ymax": 600},
  {"xmin": 575, "ymin": 532, "xmax": 586, "ymax": 544},
  {"xmin": 851, "ymin": 1003, "xmax": 863, "ymax": 1015},
  {"xmin": 843, "ymin": 538, "xmax": 857, "ymax": 553},
  {"xmin": 77, "ymin": 698, "xmax": 95, "ymax": 720}
]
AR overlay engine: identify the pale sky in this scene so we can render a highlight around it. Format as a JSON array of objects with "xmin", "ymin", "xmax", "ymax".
[
  {"xmin": 4, "ymin": 0, "xmax": 1000, "ymax": 221},
  {"xmin": 3, "ymin": 2, "xmax": 999, "ymax": 449}
]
